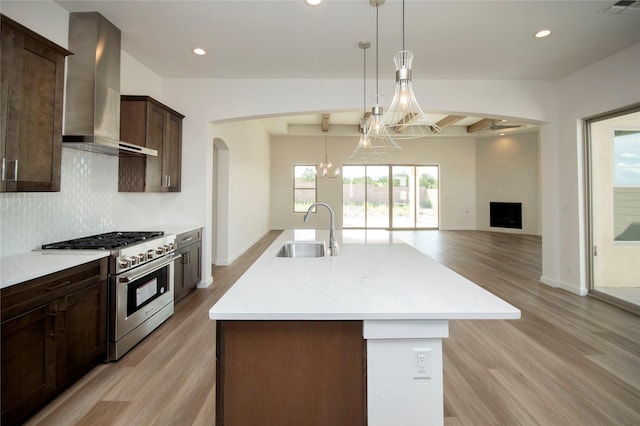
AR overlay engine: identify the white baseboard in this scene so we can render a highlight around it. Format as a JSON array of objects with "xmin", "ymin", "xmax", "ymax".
[
  {"xmin": 439, "ymin": 225, "xmax": 477, "ymax": 231},
  {"xmin": 196, "ymin": 277, "xmax": 214, "ymax": 289},
  {"xmin": 540, "ymin": 276, "xmax": 588, "ymax": 296},
  {"xmin": 214, "ymin": 229, "xmax": 272, "ymax": 267}
]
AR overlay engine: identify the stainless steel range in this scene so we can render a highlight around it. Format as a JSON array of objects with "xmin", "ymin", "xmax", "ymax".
[{"xmin": 42, "ymin": 231, "xmax": 177, "ymax": 361}]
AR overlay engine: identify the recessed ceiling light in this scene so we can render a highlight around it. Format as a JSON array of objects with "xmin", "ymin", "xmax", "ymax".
[
  {"xmin": 306, "ymin": 0, "xmax": 322, "ymax": 5},
  {"xmin": 534, "ymin": 29, "xmax": 551, "ymax": 38},
  {"xmin": 193, "ymin": 48, "xmax": 206, "ymax": 56}
]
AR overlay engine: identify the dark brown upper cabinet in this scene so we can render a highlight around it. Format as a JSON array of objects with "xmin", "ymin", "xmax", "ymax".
[
  {"xmin": 118, "ymin": 96, "xmax": 185, "ymax": 192},
  {"xmin": 0, "ymin": 15, "xmax": 72, "ymax": 192}
]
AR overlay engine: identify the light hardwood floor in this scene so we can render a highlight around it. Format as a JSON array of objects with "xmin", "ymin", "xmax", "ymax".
[{"xmin": 25, "ymin": 230, "xmax": 640, "ymax": 425}]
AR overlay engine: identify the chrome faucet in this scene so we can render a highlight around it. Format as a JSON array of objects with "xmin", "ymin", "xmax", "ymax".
[{"xmin": 304, "ymin": 202, "xmax": 338, "ymax": 256}]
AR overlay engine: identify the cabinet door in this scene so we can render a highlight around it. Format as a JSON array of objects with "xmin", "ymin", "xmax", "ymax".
[
  {"xmin": 185, "ymin": 242, "xmax": 202, "ymax": 289},
  {"xmin": 174, "ymin": 242, "xmax": 201, "ymax": 302},
  {"xmin": 1, "ymin": 303, "xmax": 57, "ymax": 426},
  {"xmin": 56, "ymin": 280, "xmax": 107, "ymax": 387},
  {"xmin": 164, "ymin": 111, "xmax": 182, "ymax": 191},
  {"xmin": 145, "ymin": 102, "xmax": 167, "ymax": 192},
  {"xmin": 1, "ymin": 17, "xmax": 68, "ymax": 193},
  {"xmin": 174, "ymin": 254, "xmax": 186, "ymax": 302},
  {"xmin": 216, "ymin": 321, "xmax": 366, "ymax": 426},
  {"xmin": 119, "ymin": 96, "xmax": 184, "ymax": 193}
]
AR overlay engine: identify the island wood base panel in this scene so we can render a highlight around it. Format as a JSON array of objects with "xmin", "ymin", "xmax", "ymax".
[{"xmin": 216, "ymin": 320, "xmax": 366, "ymax": 426}]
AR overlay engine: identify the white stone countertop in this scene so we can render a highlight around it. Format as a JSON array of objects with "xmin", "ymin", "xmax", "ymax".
[
  {"xmin": 141, "ymin": 224, "xmax": 202, "ymax": 236},
  {"xmin": 0, "ymin": 224, "xmax": 202, "ymax": 289},
  {"xmin": 209, "ymin": 229, "xmax": 521, "ymax": 321},
  {"xmin": 0, "ymin": 251, "xmax": 109, "ymax": 289}
]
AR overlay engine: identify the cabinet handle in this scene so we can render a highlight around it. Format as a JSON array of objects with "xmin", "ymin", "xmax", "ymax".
[
  {"xmin": 168, "ymin": 175, "xmax": 171, "ymax": 187},
  {"xmin": 1, "ymin": 159, "xmax": 18, "ymax": 181},
  {"xmin": 49, "ymin": 312, "xmax": 57, "ymax": 337},
  {"xmin": 46, "ymin": 280, "xmax": 71, "ymax": 291},
  {"xmin": 59, "ymin": 308, "xmax": 67, "ymax": 332},
  {"xmin": 182, "ymin": 236, "xmax": 193, "ymax": 243}
]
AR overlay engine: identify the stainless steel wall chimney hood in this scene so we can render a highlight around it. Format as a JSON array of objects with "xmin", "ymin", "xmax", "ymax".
[{"xmin": 63, "ymin": 12, "xmax": 156, "ymax": 157}]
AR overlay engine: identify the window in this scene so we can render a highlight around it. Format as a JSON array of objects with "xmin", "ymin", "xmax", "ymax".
[
  {"xmin": 613, "ymin": 129, "xmax": 640, "ymax": 241},
  {"xmin": 342, "ymin": 165, "xmax": 439, "ymax": 229},
  {"xmin": 342, "ymin": 166, "xmax": 366, "ymax": 227},
  {"xmin": 294, "ymin": 165, "xmax": 317, "ymax": 212}
]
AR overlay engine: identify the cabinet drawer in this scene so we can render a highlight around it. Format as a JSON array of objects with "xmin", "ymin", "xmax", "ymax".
[
  {"xmin": 175, "ymin": 228, "xmax": 202, "ymax": 250},
  {"xmin": 1, "ymin": 258, "xmax": 107, "ymax": 322}
]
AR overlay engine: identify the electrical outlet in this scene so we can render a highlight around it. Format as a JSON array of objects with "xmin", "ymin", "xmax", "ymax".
[{"xmin": 413, "ymin": 348, "xmax": 431, "ymax": 379}]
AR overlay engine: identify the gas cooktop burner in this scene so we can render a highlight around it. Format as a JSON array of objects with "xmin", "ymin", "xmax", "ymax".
[{"xmin": 42, "ymin": 231, "xmax": 165, "ymax": 250}]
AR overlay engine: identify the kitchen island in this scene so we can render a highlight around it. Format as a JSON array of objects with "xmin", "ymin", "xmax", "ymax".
[{"xmin": 209, "ymin": 229, "xmax": 520, "ymax": 426}]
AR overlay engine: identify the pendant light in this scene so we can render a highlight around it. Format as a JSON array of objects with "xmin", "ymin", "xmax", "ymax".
[
  {"xmin": 365, "ymin": 0, "xmax": 401, "ymax": 152},
  {"xmin": 348, "ymin": 40, "xmax": 384, "ymax": 163},
  {"xmin": 380, "ymin": 0, "xmax": 439, "ymax": 138},
  {"xmin": 318, "ymin": 125, "xmax": 340, "ymax": 178}
]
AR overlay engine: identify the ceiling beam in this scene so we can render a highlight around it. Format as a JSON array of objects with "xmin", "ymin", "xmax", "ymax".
[
  {"xmin": 321, "ymin": 113, "xmax": 330, "ymax": 132},
  {"xmin": 436, "ymin": 115, "xmax": 465, "ymax": 129},
  {"xmin": 467, "ymin": 118, "xmax": 494, "ymax": 133},
  {"xmin": 394, "ymin": 113, "xmax": 418, "ymax": 133}
]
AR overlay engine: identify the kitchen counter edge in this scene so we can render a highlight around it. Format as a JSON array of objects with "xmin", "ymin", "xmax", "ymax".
[{"xmin": 1, "ymin": 251, "xmax": 110, "ymax": 289}]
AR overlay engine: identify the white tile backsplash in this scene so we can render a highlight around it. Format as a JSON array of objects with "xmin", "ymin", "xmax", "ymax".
[{"xmin": 0, "ymin": 148, "xmax": 118, "ymax": 257}]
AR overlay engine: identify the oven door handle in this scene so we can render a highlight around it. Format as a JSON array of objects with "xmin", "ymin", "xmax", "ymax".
[{"xmin": 119, "ymin": 255, "xmax": 180, "ymax": 283}]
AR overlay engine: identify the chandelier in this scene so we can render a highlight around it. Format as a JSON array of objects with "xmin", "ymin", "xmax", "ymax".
[{"xmin": 318, "ymin": 124, "xmax": 340, "ymax": 178}]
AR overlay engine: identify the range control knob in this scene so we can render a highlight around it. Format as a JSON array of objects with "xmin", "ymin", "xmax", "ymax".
[
  {"xmin": 119, "ymin": 259, "xmax": 130, "ymax": 269},
  {"xmin": 156, "ymin": 247, "xmax": 165, "ymax": 255},
  {"xmin": 129, "ymin": 256, "xmax": 139, "ymax": 266},
  {"xmin": 147, "ymin": 249, "xmax": 156, "ymax": 259}
]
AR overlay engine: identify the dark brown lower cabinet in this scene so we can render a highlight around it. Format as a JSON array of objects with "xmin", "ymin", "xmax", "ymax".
[
  {"xmin": 1, "ymin": 259, "xmax": 107, "ymax": 425},
  {"xmin": 216, "ymin": 320, "xmax": 366, "ymax": 426},
  {"xmin": 174, "ymin": 228, "xmax": 202, "ymax": 302},
  {"xmin": 0, "ymin": 303, "xmax": 57, "ymax": 425},
  {"xmin": 56, "ymin": 279, "xmax": 107, "ymax": 388}
]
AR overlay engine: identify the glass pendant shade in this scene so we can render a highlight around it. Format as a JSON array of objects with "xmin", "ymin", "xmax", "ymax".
[
  {"xmin": 366, "ymin": 96, "xmax": 402, "ymax": 152},
  {"xmin": 381, "ymin": 50, "xmax": 440, "ymax": 138},
  {"xmin": 348, "ymin": 119, "xmax": 385, "ymax": 163}
]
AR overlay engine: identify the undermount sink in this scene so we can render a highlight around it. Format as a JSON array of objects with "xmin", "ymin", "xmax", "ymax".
[{"xmin": 277, "ymin": 241, "xmax": 325, "ymax": 258}]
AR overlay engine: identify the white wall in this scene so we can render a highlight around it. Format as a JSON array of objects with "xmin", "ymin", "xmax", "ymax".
[
  {"xmin": 541, "ymin": 43, "xmax": 640, "ymax": 295},
  {"xmin": 208, "ymin": 120, "xmax": 271, "ymax": 265},
  {"xmin": 270, "ymin": 134, "xmax": 478, "ymax": 231},
  {"xmin": 0, "ymin": 0, "xmax": 68, "ymax": 46},
  {"xmin": 162, "ymin": 76, "xmax": 555, "ymax": 291},
  {"xmin": 476, "ymin": 132, "xmax": 540, "ymax": 235}
]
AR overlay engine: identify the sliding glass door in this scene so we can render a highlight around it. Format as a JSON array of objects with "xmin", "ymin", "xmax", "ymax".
[
  {"xmin": 586, "ymin": 105, "xmax": 640, "ymax": 312},
  {"xmin": 343, "ymin": 165, "xmax": 439, "ymax": 230}
]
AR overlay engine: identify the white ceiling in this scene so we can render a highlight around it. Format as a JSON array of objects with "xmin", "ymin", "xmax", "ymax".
[{"xmin": 52, "ymin": 0, "xmax": 640, "ymax": 135}]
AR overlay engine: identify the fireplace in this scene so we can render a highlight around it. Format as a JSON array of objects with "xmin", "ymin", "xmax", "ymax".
[{"xmin": 490, "ymin": 202, "xmax": 522, "ymax": 229}]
